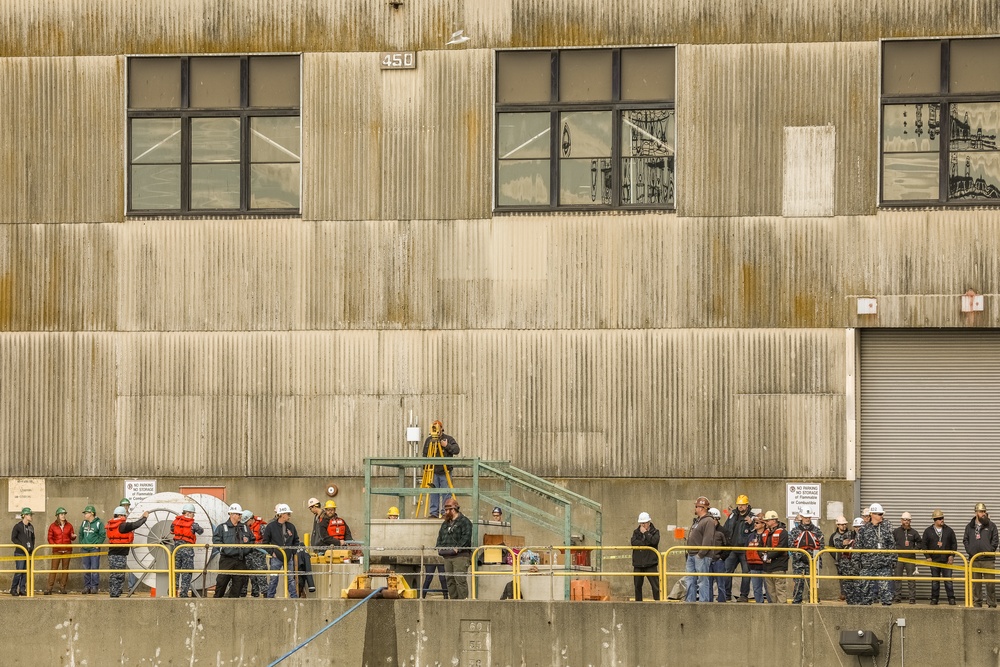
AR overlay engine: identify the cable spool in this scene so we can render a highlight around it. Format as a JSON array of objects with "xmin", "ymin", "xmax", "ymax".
[{"xmin": 126, "ymin": 492, "xmax": 230, "ymax": 591}]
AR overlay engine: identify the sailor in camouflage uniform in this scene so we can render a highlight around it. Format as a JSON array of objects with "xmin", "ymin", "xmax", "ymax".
[
  {"xmin": 788, "ymin": 507, "xmax": 825, "ymax": 604},
  {"xmin": 855, "ymin": 503, "xmax": 896, "ymax": 605},
  {"xmin": 838, "ymin": 518, "xmax": 864, "ymax": 604}
]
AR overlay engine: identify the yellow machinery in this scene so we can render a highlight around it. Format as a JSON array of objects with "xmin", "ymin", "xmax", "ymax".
[{"xmin": 342, "ymin": 565, "xmax": 418, "ymax": 599}]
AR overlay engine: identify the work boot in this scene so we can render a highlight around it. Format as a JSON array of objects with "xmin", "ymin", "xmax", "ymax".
[
  {"xmin": 43, "ymin": 590, "xmax": 52, "ymax": 595},
  {"xmin": 929, "ymin": 599, "xmax": 939, "ymax": 605},
  {"xmin": 948, "ymin": 598, "xmax": 957, "ymax": 605},
  {"xmin": 909, "ymin": 598, "xmax": 916, "ymax": 604}
]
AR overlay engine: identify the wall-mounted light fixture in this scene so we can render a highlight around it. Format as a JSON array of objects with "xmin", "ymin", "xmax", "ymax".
[{"xmin": 839, "ymin": 630, "xmax": 880, "ymax": 656}]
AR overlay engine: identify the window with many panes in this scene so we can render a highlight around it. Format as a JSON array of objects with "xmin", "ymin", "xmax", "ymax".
[
  {"xmin": 128, "ymin": 55, "xmax": 301, "ymax": 215},
  {"xmin": 495, "ymin": 48, "xmax": 675, "ymax": 211},
  {"xmin": 882, "ymin": 38, "xmax": 1000, "ymax": 205}
]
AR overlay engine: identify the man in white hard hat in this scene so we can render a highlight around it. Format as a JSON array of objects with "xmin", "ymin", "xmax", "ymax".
[
  {"xmin": 630, "ymin": 511, "xmax": 660, "ymax": 601},
  {"xmin": 760, "ymin": 510, "xmax": 789, "ymax": 604},
  {"xmin": 212, "ymin": 503, "xmax": 252, "ymax": 598},
  {"xmin": 830, "ymin": 516, "xmax": 852, "ymax": 602},
  {"xmin": 964, "ymin": 502, "xmax": 999, "ymax": 607},
  {"xmin": 262, "ymin": 503, "xmax": 300, "ymax": 598},
  {"xmin": 892, "ymin": 511, "xmax": 922, "ymax": 604},
  {"xmin": 855, "ymin": 503, "xmax": 895, "ymax": 605}
]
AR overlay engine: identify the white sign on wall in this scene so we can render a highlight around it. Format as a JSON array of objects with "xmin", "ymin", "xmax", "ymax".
[
  {"xmin": 8, "ymin": 478, "xmax": 45, "ymax": 514},
  {"xmin": 786, "ymin": 483, "xmax": 822, "ymax": 519},
  {"xmin": 124, "ymin": 480, "xmax": 157, "ymax": 505}
]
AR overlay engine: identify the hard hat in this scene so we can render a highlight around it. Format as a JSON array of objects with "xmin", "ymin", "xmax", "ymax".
[
  {"xmin": 763, "ymin": 510, "xmax": 779, "ymax": 520},
  {"xmin": 637, "ymin": 512, "xmax": 651, "ymax": 523},
  {"xmin": 307, "ymin": 497, "xmax": 320, "ymax": 508},
  {"xmin": 932, "ymin": 509, "xmax": 945, "ymax": 519},
  {"xmin": 325, "ymin": 500, "xmax": 336, "ymax": 509},
  {"xmin": 387, "ymin": 506, "xmax": 400, "ymax": 517},
  {"xmin": 800, "ymin": 507, "xmax": 815, "ymax": 518},
  {"xmin": 708, "ymin": 508, "xmax": 721, "ymax": 519},
  {"xmin": 228, "ymin": 503, "xmax": 243, "ymax": 514},
  {"xmin": 120, "ymin": 498, "xmax": 131, "ymax": 505},
  {"xmin": 976, "ymin": 502, "xmax": 988, "ymax": 512},
  {"xmin": 20, "ymin": 507, "xmax": 32, "ymax": 516},
  {"xmin": 274, "ymin": 503, "xmax": 292, "ymax": 515},
  {"xmin": 694, "ymin": 496, "xmax": 711, "ymax": 508},
  {"xmin": 492, "ymin": 506, "xmax": 503, "ymax": 515},
  {"xmin": 861, "ymin": 507, "xmax": 871, "ymax": 516},
  {"xmin": 836, "ymin": 516, "xmax": 848, "ymax": 525},
  {"xmin": 900, "ymin": 511, "xmax": 912, "ymax": 520},
  {"xmin": 736, "ymin": 494, "xmax": 750, "ymax": 505},
  {"xmin": 113, "ymin": 506, "xmax": 127, "ymax": 516},
  {"xmin": 868, "ymin": 503, "xmax": 884, "ymax": 514},
  {"xmin": 55, "ymin": 507, "xmax": 67, "ymax": 515},
  {"xmin": 182, "ymin": 503, "xmax": 196, "ymax": 513},
  {"xmin": 240, "ymin": 510, "xmax": 253, "ymax": 524},
  {"xmin": 852, "ymin": 517, "xmax": 864, "ymax": 527},
  {"xmin": 82, "ymin": 505, "xmax": 96, "ymax": 514}
]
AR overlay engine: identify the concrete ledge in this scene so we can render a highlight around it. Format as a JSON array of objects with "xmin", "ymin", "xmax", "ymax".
[{"xmin": 6, "ymin": 599, "xmax": 999, "ymax": 665}]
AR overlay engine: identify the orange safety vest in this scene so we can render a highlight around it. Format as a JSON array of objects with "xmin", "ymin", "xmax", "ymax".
[
  {"xmin": 172, "ymin": 515, "xmax": 196, "ymax": 544},
  {"xmin": 746, "ymin": 532, "xmax": 765, "ymax": 565},
  {"xmin": 249, "ymin": 518, "xmax": 264, "ymax": 543},
  {"xmin": 327, "ymin": 517, "xmax": 347, "ymax": 541},
  {"xmin": 106, "ymin": 517, "xmax": 134, "ymax": 545}
]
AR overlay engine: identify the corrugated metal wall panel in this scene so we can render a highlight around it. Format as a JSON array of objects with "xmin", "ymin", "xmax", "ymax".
[
  {"xmin": 0, "ymin": 0, "xmax": 997, "ymax": 56},
  {"xmin": 860, "ymin": 329, "xmax": 1000, "ymax": 548},
  {"xmin": 0, "ymin": 328, "xmax": 844, "ymax": 478},
  {"xmin": 0, "ymin": 57, "xmax": 122, "ymax": 224},
  {"xmin": 679, "ymin": 42, "xmax": 878, "ymax": 218},
  {"xmin": 6, "ymin": 212, "xmax": 1000, "ymax": 333}
]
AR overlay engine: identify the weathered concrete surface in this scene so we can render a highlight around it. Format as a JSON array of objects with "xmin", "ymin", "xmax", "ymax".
[{"xmin": 6, "ymin": 598, "xmax": 1000, "ymax": 666}]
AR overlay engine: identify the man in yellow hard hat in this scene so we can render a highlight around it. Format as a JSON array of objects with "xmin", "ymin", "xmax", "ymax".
[
  {"xmin": 721, "ymin": 494, "xmax": 754, "ymax": 602},
  {"xmin": 387, "ymin": 507, "xmax": 400, "ymax": 520}
]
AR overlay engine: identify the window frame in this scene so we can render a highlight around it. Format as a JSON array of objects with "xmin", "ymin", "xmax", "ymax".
[
  {"xmin": 126, "ymin": 54, "xmax": 302, "ymax": 217},
  {"xmin": 494, "ymin": 47, "xmax": 676, "ymax": 213},
  {"xmin": 880, "ymin": 38, "xmax": 1000, "ymax": 208}
]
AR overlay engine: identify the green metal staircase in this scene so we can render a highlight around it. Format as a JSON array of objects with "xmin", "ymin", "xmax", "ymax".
[{"xmin": 363, "ymin": 457, "xmax": 603, "ymax": 551}]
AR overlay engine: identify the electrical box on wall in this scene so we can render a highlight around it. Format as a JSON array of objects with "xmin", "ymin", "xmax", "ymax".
[
  {"xmin": 857, "ymin": 298, "xmax": 877, "ymax": 315},
  {"xmin": 962, "ymin": 293, "xmax": 984, "ymax": 312}
]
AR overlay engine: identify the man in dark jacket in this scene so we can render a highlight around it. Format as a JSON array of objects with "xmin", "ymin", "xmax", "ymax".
[
  {"xmin": 964, "ymin": 502, "xmax": 999, "ymax": 607},
  {"xmin": 262, "ymin": 503, "xmax": 300, "ymax": 598},
  {"xmin": 922, "ymin": 508, "xmax": 958, "ymax": 605},
  {"xmin": 212, "ymin": 503, "xmax": 252, "ymax": 598},
  {"xmin": 10, "ymin": 508, "xmax": 34, "ymax": 597},
  {"xmin": 721, "ymin": 494, "xmax": 754, "ymax": 602},
  {"xmin": 423, "ymin": 420, "xmax": 461, "ymax": 518},
  {"xmin": 760, "ymin": 510, "xmax": 789, "ymax": 604},
  {"xmin": 630, "ymin": 511, "xmax": 660, "ymax": 601},
  {"xmin": 892, "ymin": 511, "xmax": 922, "ymax": 604},
  {"xmin": 685, "ymin": 496, "xmax": 715, "ymax": 602},
  {"xmin": 436, "ymin": 498, "xmax": 473, "ymax": 599}
]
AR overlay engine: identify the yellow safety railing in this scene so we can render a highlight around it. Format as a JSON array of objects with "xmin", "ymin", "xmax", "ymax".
[
  {"xmin": 0, "ymin": 544, "xmax": 33, "ymax": 596},
  {"xmin": 663, "ymin": 545, "xmax": 814, "ymax": 603},
  {"xmin": 31, "ymin": 543, "xmax": 173, "ymax": 598},
  {"xmin": 470, "ymin": 545, "xmax": 521, "ymax": 600},
  {"xmin": 173, "ymin": 543, "xmax": 289, "ymax": 598},
  {"xmin": 812, "ymin": 548, "xmax": 968, "ymax": 605},
  {"xmin": 966, "ymin": 552, "xmax": 1000, "ymax": 607}
]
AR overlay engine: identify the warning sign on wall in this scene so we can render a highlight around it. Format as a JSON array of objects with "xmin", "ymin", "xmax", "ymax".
[
  {"xmin": 124, "ymin": 480, "xmax": 157, "ymax": 505},
  {"xmin": 786, "ymin": 483, "xmax": 821, "ymax": 519}
]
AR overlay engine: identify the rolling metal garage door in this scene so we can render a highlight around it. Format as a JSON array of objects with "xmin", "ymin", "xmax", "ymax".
[{"xmin": 861, "ymin": 329, "xmax": 1000, "ymax": 598}]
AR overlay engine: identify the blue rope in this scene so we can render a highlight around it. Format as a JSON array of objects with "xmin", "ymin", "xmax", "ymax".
[{"xmin": 268, "ymin": 586, "xmax": 386, "ymax": 666}]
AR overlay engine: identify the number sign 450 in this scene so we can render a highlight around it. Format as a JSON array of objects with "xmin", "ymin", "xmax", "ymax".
[{"xmin": 380, "ymin": 52, "xmax": 416, "ymax": 69}]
